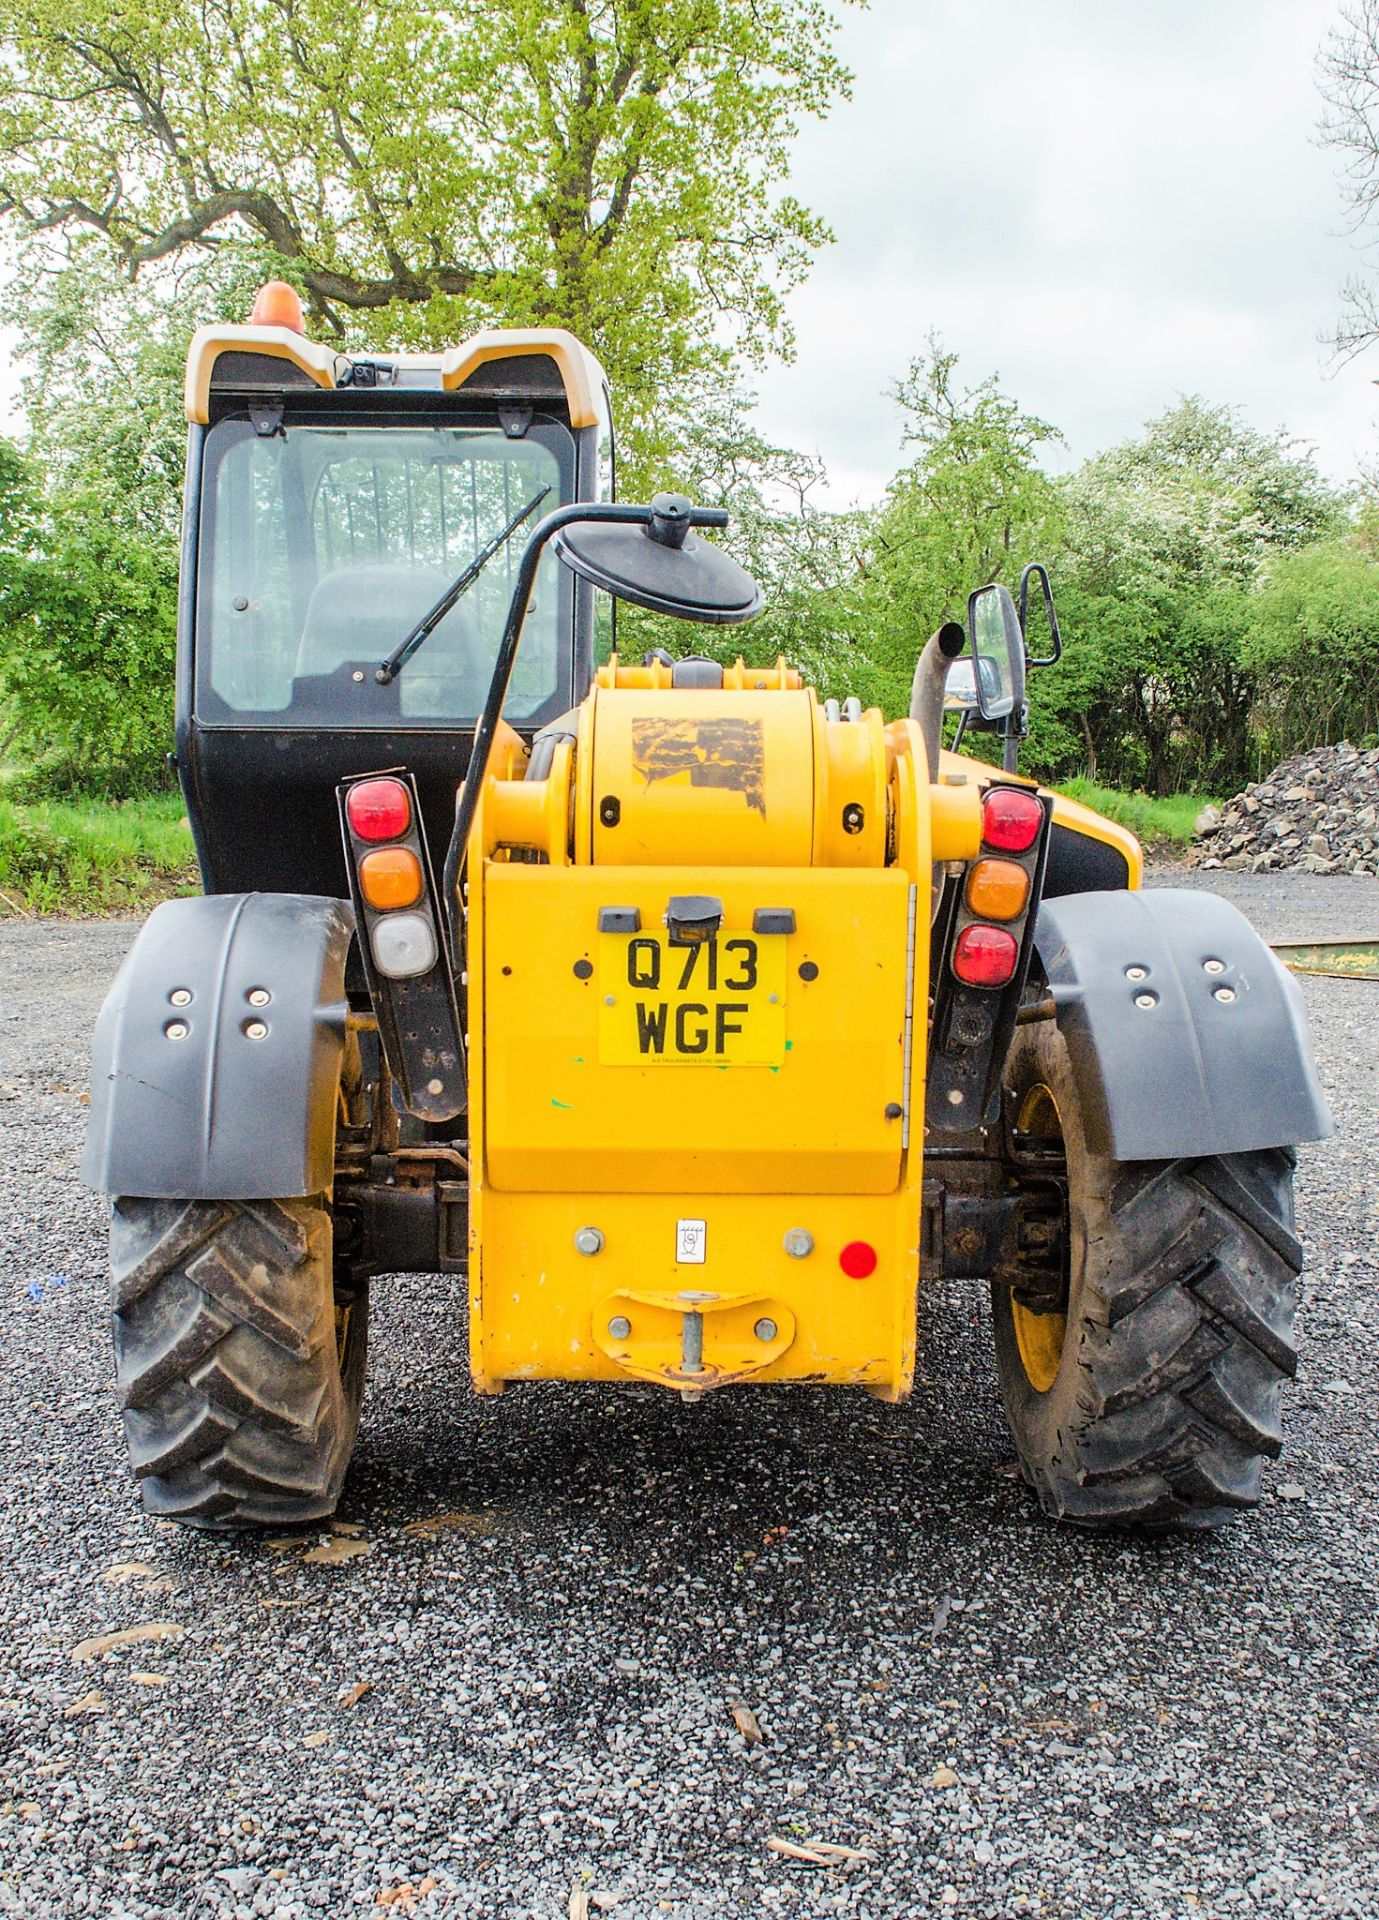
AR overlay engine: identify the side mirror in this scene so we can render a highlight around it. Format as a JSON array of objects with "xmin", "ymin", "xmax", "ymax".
[
  {"xmin": 942, "ymin": 656, "xmax": 980, "ymax": 711},
  {"xmin": 552, "ymin": 492, "xmax": 762, "ymax": 625},
  {"xmin": 965, "ymin": 582, "xmax": 1026, "ymax": 721}
]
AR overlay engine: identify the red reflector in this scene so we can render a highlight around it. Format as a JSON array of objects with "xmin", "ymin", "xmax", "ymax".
[
  {"xmin": 839, "ymin": 1240, "xmax": 878, "ymax": 1279},
  {"xmin": 983, "ymin": 788, "xmax": 1043, "ymax": 853},
  {"xmin": 346, "ymin": 777, "xmax": 411, "ymax": 842},
  {"xmin": 953, "ymin": 923, "xmax": 1019, "ymax": 987}
]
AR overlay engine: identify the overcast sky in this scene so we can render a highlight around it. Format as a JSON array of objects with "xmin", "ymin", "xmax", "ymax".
[{"xmin": 753, "ymin": 0, "xmax": 1376, "ymax": 504}]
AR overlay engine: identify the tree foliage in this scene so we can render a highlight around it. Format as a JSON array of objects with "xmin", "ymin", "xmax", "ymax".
[
  {"xmin": 0, "ymin": 435, "xmax": 176, "ymax": 793},
  {"xmin": 1031, "ymin": 399, "xmax": 1349, "ymax": 792},
  {"xmin": 622, "ymin": 377, "xmax": 868, "ymax": 688},
  {"xmin": 845, "ymin": 340, "xmax": 1063, "ymax": 716},
  {"xmin": 0, "ymin": 0, "xmax": 851, "ymax": 453},
  {"xmin": 1245, "ymin": 514, "xmax": 1379, "ymax": 754},
  {"xmin": 0, "ymin": 254, "xmax": 275, "ymax": 792}
]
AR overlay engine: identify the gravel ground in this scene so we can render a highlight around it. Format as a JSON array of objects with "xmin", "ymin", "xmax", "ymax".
[{"xmin": 0, "ymin": 870, "xmax": 1376, "ymax": 1919}]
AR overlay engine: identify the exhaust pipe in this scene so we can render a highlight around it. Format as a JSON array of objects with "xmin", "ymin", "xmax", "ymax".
[{"xmin": 908, "ymin": 621, "xmax": 966, "ymax": 779}]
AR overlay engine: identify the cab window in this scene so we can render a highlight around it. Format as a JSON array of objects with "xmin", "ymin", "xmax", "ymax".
[{"xmin": 197, "ymin": 418, "xmax": 575, "ymax": 726}]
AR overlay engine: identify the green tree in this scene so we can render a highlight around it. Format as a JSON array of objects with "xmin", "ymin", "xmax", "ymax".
[
  {"xmin": 0, "ymin": 434, "xmax": 177, "ymax": 793},
  {"xmin": 855, "ymin": 339, "xmax": 1064, "ymax": 718},
  {"xmin": 0, "ymin": 0, "xmax": 853, "ymax": 460},
  {"xmin": 622, "ymin": 377, "xmax": 868, "ymax": 688},
  {"xmin": 1034, "ymin": 398, "xmax": 1349, "ymax": 793},
  {"xmin": 0, "ymin": 255, "xmax": 264, "ymax": 793},
  {"xmin": 1245, "ymin": 514, "xmax": 1379, "ymax": 752}
]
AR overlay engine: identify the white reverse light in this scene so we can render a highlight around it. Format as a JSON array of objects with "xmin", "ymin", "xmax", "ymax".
[{"xmin": 370, "ymin": 911, "xmax": 437, "ymax": 980}]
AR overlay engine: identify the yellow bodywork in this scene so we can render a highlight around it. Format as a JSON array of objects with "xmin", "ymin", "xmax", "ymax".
[{"xmin": 464, "ymin": 665, "xmax": 1137, "ymax": 1401}]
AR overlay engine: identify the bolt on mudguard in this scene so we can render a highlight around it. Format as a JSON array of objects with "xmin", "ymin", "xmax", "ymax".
[
  {"xmin": 82, "ymin": 893, "xmax": 354, "ymax": 1200},
  {"xmin": 1030, "ymin": 887, "xmax": 1332, "ymax": 1161}
]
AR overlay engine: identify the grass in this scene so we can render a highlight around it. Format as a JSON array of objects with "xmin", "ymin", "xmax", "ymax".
[
  {"xmin": 1056, "ymin": 779, "xmax": 1211, "ymax": 849},
  {"xmin": 0, "ymin": 792, "xmax": 199, "ymax": 916}
]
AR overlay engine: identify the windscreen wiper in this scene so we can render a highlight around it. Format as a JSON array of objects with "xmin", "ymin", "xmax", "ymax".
[{"xmin": 374, "ymin": 484, "xmax": 551, "ymax": 686}]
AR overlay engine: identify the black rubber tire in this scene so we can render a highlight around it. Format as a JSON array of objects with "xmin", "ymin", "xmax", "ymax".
[
  {"xmin": 110, "ymin": 1196, "xmax": 368, "ymax": 1529},
  {"xmin": 991, "ymin": 1019, "xmax": 1303, "ymax": 1531}
]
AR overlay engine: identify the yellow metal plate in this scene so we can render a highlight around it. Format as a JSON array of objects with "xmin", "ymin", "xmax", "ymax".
[
  {"xmin": 597, "ymin": 931, "xmax": 787, "ymax": 1065},
  {"xmin": 481, "ymin": 865, "xmax": 910, "ymax": 1194}
]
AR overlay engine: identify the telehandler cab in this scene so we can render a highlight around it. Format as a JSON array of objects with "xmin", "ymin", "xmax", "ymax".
[{"xmin": 84, "ymin": 285, "xmax": 1331, "ymax": 1533}]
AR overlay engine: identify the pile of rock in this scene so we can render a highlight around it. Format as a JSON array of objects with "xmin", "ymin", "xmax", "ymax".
[{"xmin": 1192, "ymin": 743, "xmax": 1379, "ymax": 876}]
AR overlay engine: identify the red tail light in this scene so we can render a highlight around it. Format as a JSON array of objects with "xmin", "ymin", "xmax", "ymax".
[
  {"xmin": 953, "ymin": 923, "xmax": 1019, "ymax": 987},
  {"xmin": 839, "ymin": 1240, "xmax": 878, "ymax": 1279},
  {"xmin": 982, "ymin": 788, "xmax": 1043, "ymax": 853},
  {"xmin": 346, "ymin": 777, "xmax": 412, "ymax": 842}
]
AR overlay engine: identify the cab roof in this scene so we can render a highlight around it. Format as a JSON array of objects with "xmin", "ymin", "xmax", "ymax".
[{"xmin": 185, "ymin": 322, "xmax": 608, "ymax": 427}]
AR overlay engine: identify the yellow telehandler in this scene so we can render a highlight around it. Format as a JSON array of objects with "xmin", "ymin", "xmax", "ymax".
[{"xmin": 83, "ymin": 287, "xmax": 1330, "ymax": 1532}]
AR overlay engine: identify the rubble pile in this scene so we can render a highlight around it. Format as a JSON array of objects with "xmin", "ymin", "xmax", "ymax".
[{"xmin": 1192, "ymin": 743, "xmax": 1379, "ymax": 876}]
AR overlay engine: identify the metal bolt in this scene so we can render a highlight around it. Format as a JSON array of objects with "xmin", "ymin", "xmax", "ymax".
[
  {"xmin": 946, "ymin": 1088, "xmax": 964, "ymax": 1106},
  {"xmin": 754, "ymin": 1317, "xmax": 778, "ymax": 1344},
  {"xmin": 1213, "ymin": 986, "xmax": 1237, "ymax": 1004},
  {"xmin": 244, "ymin": 1019, "xmax": 268, "ymax": 1040},
  {"xmin": 768, "ymin": 993, "xmax": 779, "ymax": 1004},
  {"xmin": 604, "ymin": 994, "xmax": 616, "ymax": 1007},
  {"xmin": 427, "ymin": 1077, "xmax": 444, "ymax": 1095},
  {"xmin": 574, "ymin": 1226, "xmax": 605, "ymax": 1257},
  {"xmin": 168, "ymin": 988, "xmax": 192, "ymax": 1007},
  {"xmin": 607, "ymin": 1314, "xmax": 631, "ymax": 1340},
  {"xmin": 1125, "ymin": 965, "xmax": 1149, "ymax": 982},
  {"xmin": 246, "ymin": 987, "xmax": 270, "ymax": 1007},
  {"xmin": 1134, "ymin": 993, "xmax": 1158, "ymax": 1011},
  {"xmin": 782, "ymin": 1228, "xmax": 814, "ymax": 1259},
  {"xmin": 1203, "ymin": 958, "xmax": 1226, "ymax": 974},
  {"xmin": 164, "ymin": 1020, "xmax": 189, "ymax": 1042},
  {"xmin": 351, "ymin": 670, "xmax": 365, "ymax": 683},
  {"xmin": 681, "ymin": 1310, "xmax": 705, "ymax": 1375}
]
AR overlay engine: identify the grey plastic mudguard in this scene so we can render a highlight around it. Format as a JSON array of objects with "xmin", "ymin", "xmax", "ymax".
[
  {"xmin": 82, "ymin": 893, "xmax": 355, "ymax": 1200},
  {"xmin": 1031, "ymin": 887, "xmax": 1332, "ymax": 1161}
]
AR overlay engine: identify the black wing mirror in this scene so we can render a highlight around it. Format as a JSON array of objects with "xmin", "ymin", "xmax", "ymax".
[
  {"xmin": 553, "ymin": 492, "xmax": 762, "ymax": 624},
  {"xmin": 442, "ymin": 494, "xmax": 761, "ymax": 953}
]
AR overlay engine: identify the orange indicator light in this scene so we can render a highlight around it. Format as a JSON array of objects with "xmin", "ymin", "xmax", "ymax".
[
  {"xmin": 359, "ymin": 846, "xmax": 424, "ymax": 912},
  {"xmin": 964, "ymin": 857, "xmax": 1030, "ymax": 923}
]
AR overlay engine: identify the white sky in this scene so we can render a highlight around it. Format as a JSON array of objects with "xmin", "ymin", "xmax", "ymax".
[{"xmin": 752, "ymin": 0, "xmax": 1378, "ymax": 504}]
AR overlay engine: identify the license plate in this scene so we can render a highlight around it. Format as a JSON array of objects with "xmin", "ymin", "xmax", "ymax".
[{"xmin": 598, "ymin": 931, "xmax": 787, "ymax": 1066}]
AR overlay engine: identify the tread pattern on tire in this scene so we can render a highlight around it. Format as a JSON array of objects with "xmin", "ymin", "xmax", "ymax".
[
  {"xmin": 993, "ymin": 1022, "xmax": 1303, "ymax": 1532},
  {"xmin": 111, "ymin": 1197, "xmax": 365, "ymax": 1528}
]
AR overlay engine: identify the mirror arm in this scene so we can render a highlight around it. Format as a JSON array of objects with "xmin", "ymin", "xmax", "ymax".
[
  {"xmin": 1003, "ymin": 705, "xmax": 1026, "ymax": 775},
  {"xmin": 442, "ymin": 500, "xmax": 728, "ymax": 963},
  {"xmin": 1019, "ymin": 561, "xmax": 1063, "ymax": 668}
]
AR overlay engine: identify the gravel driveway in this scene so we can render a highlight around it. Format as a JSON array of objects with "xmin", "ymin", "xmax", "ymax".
[{"xmin": 0, "ymin": 870, "xmax": 1375, "ymax": 1919}]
